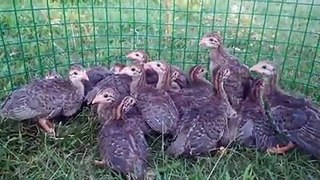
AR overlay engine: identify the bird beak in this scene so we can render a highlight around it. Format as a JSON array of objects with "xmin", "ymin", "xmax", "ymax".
[
  {"xmin": 249, "ymin": 65, "xmax": 259, "ymax": 72},
  {"xmin": 92, "ymin": 95, "xmax": 102, "ymax": 104},
  {"xmin": 126, "ymin": 53, "xmax": 134, "ymax": 60},
  {"xmin": 118, "ymin": 67, "xmax": 129, "ymax": 75},
  {"xmin": 144, "ymin": 63, "xmax": 152, "ymax": 70},
  {"xmin": 82, "ymin": 71, "xmax": 89, "ymax": 81},
  {"xmin": 199, "ymin": 38, "xmax": 206, "ymax": 46}
]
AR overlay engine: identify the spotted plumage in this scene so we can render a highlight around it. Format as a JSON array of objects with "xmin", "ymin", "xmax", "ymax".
[
  {"xmin": 200, "ymin": 32, "xmax": 252, "ymax": 110},
  {"xmin": 0, "ymin": 64, "xmax": 89, "ymax": 135},
  {"xmin": 95, "ymin": 95, "xmax": 148, "ymax": 180},
  {"xmin": 250, "ymin": 60, "xmax": 320, "ymax": 156},
  {"xmin": 119, "ymin": 62, "xmax": 179, "ymax": 135}
]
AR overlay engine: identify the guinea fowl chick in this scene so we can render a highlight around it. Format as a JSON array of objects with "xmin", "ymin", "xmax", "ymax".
[
  {"xmin": 126, "ymin": 50, "xmax": 158, "ymax": 85},
  {"xmin": 237, "ymin": 78, "xmax": 288, "ymax": 152},
  {"xmin": 166, "ymin": 65, "xmax": 232, "ymax": 157},
  {"xmin": 200, "ymin": 32, "xmax": 252, "ymax": 110},
  {"xmin": 94, "ymin": 95, "xmax": 148, "ymax": 180},
  {"xmin": 119, "ymin": 62, "xmax": 179, "ymax": 135},
  {"xmin": 126, "ymin": 50, "xmax": 188, "ymax": 88},
  {"xmin": 91, "ymin": 87, "xmax": 118, "ymax": 124},
  {"xmin": 182, "ymin": 65, "xmax": 212, "ymax": 98},
  {"xmin": 147, "ymin": 63, "xmax": 211, "ymax": 118},
  {"xmin": 250, "ymin": 60, "xmax": 320, "ymax": 156},
  {"xmin": 91, "ymin": 87, "xmax": 152, "ymax": 135},
  {"xmin": 85, "ymin": 70, "xmax": 132, "ymax": 106},
  {"xmin": 0, "ymin": 65, "xmax": 89, "ymax": 136}
]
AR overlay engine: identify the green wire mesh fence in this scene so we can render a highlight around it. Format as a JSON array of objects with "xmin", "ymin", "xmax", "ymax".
[{"xmin": 0, "ymin": 0, "xmax": 319, "ymax": 101}]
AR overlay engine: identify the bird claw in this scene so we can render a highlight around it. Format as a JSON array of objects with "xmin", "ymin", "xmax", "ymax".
[
  {"xmin": 93, "ymin": 160, "xmax": 106, "ymax": 168},
  {"xmin": 146, "ymin": 169, "xmax": 156, "ymax": 180},
  {"xmin": 38, "ymin": 118, "xmax": 56, "ymax": 138},
  {"xmin": 217, "ymin": 146, "xmax": 228, "ymax": 156},
  {"xmin": 267, "ymin": 142, "xmax": 295, "ymax": 155}
]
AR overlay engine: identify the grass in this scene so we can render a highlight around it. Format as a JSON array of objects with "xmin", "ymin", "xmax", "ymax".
[{"xmin": 0, "ymin": 0, "xmax": 320, "ymax": 179}]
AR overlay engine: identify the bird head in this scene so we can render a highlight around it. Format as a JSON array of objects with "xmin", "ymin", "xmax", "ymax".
[{"xmin": 199, "ymin": 31, "xmax": 223, "ymax": 49}]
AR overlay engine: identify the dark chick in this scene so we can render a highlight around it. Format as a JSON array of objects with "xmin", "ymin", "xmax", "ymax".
[
  {"xmin": 200, "ymin": 32, "xmax": 252, "ymax": 110},
  {"xmin": 250, "ymin": 60, "xmax": 320, "ymax": 156},
  {"xmin": 166, "ymin": 65, "xmax": 234, "ymax": 157},
  {"xmin": 237, "ymin": 78, "xmax": 289, "ymax": 152},
  {"xmin": 93, "ymin": 95, "xmax": 148, "ymax": 180},
  {"xmin": 119, "ymin": 62, "xmax": 179, "ymax": 135},
  {"xmin": 0, "ymin": 65, "xmax": 89, "ymax": 136}
]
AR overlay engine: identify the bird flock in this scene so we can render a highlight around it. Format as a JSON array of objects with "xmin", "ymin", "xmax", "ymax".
[{"xmin": 1, "ymin": 31, "xmax": 320, "ymax": 179}]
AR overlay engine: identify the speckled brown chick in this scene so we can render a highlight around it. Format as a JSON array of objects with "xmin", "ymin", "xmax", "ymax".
[
  {"xmin": 250, "ymin": 60, "xmax": 320, "ymax": 156},
  {"xmin": 126, "ymin": 50, "xmax": 159, "ymax": 85},
  {"xmin": 126, "ymin": 50, "xmax": 189, "ymax": 88},
  {"xmin": 85, "ymin": 71, "xmax": 132, "ymax": 106},
  {"xmin": 200, "ymin": 32, "xmax": 252, "ymax": 110},
  {"xmin": 0, "ymin": 65, "xmax": 89, "ymax": 136},
  {"xmin": 182, "ymin": 65, "xmax": 213, "ymax": 98},
  {"xmin": 148, "ymin": 63, "xmax": 211, "ymax": 119},
  {"xmin": 119, "ymin": 62, "xmax": 179, "ymax": 135},
  {"xmin": 237, "ymin": 78, "xmax": 289, "ymax": 152},
  {"xmin": 166, "ymin": 65, "xmax": 232, "ymax": 157},
  {"xmin": 94, "ymin": 95, "xmax": 148, "ymax": 180},
  {"xmin": 91, "ymin": 87, "xmax": 153, "ymax": 135}
]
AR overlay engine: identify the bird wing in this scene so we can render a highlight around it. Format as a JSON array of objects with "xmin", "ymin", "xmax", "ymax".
[
  {"xmin": 270, "ymin": 105, "xmax": 320, "ymax": 155},
  {"xmin": 136, "ymin": 90, "xmax": 179, "ymax": 134}
]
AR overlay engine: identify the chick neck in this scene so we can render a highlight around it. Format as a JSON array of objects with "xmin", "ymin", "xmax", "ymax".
[
  {"xmin": 213, "ymin": 72, "xmax": 229, "ymax": 103},
  {"xmin": 70, "ymin": 78, "xmax": 85, "ymax": 97},
  {"xmin": 114, "ymin": 100, "xmax": 128, "ymax": 121},
  {"xmin": 247, "ymin": 85, "xmax": 264, "ymax": 107},
  {"xmin": 210, "ymin": 44, "xmax": 228, "ymax": 69},
  {"xmin": 156, "ymin": 66, "xmax": 172, "ymax": 91},
  {"xmin": 262, "ymin": 72, "xmax": 285, "ymax": 97},
  {"xmin": 97, "ymin": 102, "xmax": 113, "ymax": 123},
  {"xmin": 130, "ymin": 70, "xmax": 147, "ymax": 93}
]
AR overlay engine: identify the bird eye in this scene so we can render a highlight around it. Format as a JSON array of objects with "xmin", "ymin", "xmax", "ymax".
[
  {"xmin": 272, "ymin": 68, "xmax": 275, "ymax": 71},
  {"xmin": 209, "ymin": 38, "xmax": 214, "ymax": 42},
  {"xmin": 199, "ymin": 69, "xmax": 204, "ymax": 72},
  {"xmin": 131, "ymin": 67, "xmax": 136, "ymax": 71},
  {"xmin": 73, "ymin": 71, "xmax": 78, "ymax": 75},
  {"xmin": 156, "ymin": 63, "xmax": 161, "ymax": 67},
  {"xmin": 103, "ymin": 94, "xmax": 109, "ymax": 98},
  {"xmin": 135, "ymin": 53, "xmax": 139, "ymax": 57},
  {"xmin": 262, "ymin": 65, "xmax": 267, "ymax": 69}
]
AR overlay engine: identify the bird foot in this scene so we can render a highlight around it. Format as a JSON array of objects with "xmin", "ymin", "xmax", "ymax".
[
  {"xmin": 93, "ymin": 160, "xmax": 107, "ymax": 168},
  {"xmin": 146, "ymin": 169, "xmax": 156, "ymax": 180},
  {"xmin": 217, "ymin": 146, "xmax": 228, "ymax": 156},
  {"xmin": 38, "ymin": 118, "xmax": 56, "ymax": 137},
  {"xmin": 267, "ymin": 141, "xmax": 295, "ymax": 155}
]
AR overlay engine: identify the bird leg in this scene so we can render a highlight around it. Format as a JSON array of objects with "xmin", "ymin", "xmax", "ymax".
[
  {"xmin": 38, "ymin": 118, "xmax": 55, "ymax": 136},
  {"xmin": 267, "ymin": 141, "xmax": 295, "ymax": 155},
  {"xmin": 93, "ymin": 160, "xmax": 107, "ymax": 168},
  {"xmin": 46, "ymin": 120, "xmax": 55, "ymax": 129}
]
